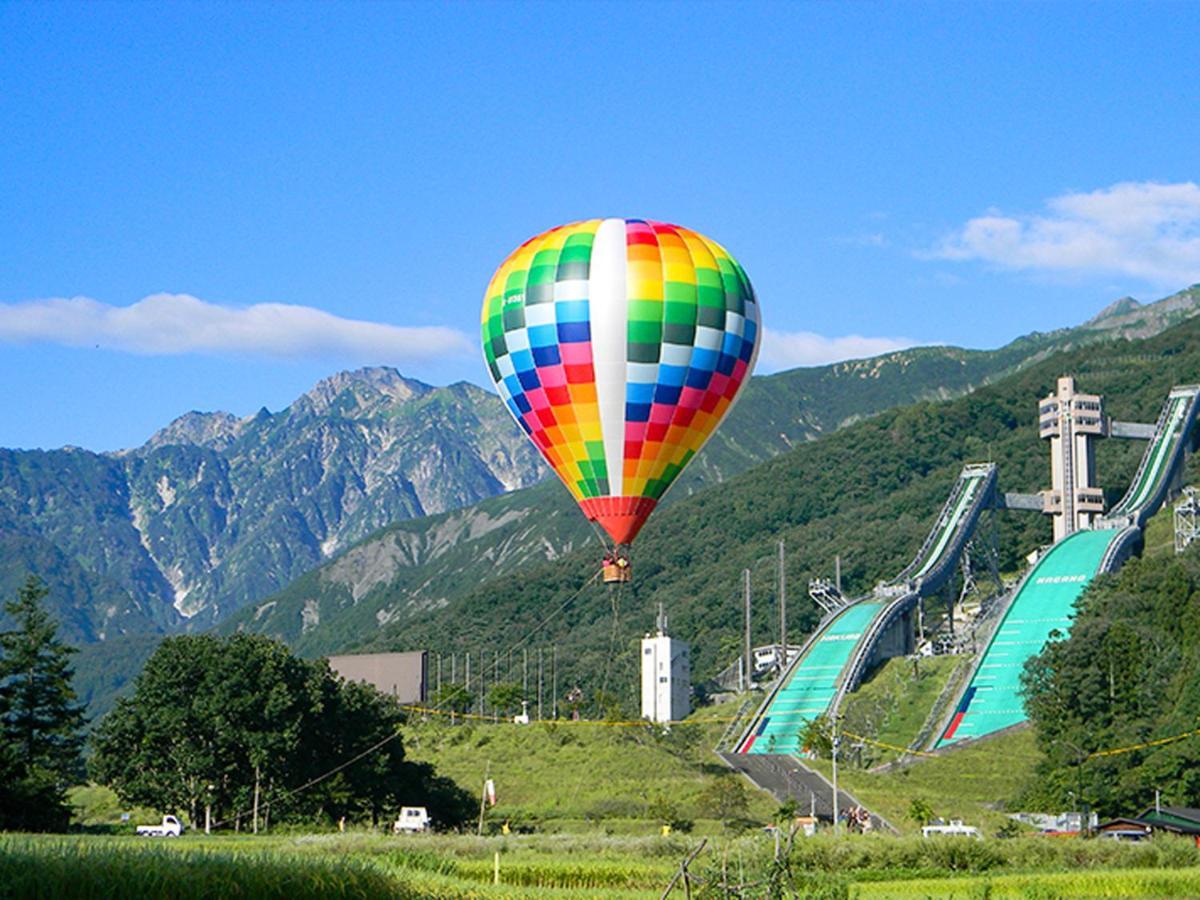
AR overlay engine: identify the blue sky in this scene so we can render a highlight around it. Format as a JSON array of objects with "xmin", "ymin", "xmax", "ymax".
[{"xmin": 2, "ymin": 1, "xmax": 1199, "ymax": 451}]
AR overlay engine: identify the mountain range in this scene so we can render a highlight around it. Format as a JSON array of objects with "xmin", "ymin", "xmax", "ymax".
[
  {"xmin": 0, "ymin": 370, "xmax": 546, "ymax": 643},
  {"xmin": 216, "ymin": 285, "xmax": 1200, "ymax": 657},
  {"xmin": 1, "ymin": 284, "xmax": 1198, "ymax": 714},
  {"xmin": 270, "ymin": 311, "xmax": 1200, "ymax": 711}
]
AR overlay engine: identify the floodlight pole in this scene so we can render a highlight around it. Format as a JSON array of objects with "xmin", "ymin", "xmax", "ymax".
[
  {"xmin": 743, "ymin": 569, "xmax": 752, "ymax": 693},
  {"xmin": 778, "ymin": 540, "xmax": 787, "ymax": 667}
]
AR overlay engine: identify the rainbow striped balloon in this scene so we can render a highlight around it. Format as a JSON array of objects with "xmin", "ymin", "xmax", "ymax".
[{"xmin": 481, "ymin": 218, "xmax": 760, "ymax": 546}]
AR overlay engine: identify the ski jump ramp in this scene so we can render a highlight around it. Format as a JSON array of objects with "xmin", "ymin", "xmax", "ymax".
[
  {"xmin": 935, "ymin": 385, "xmax": 1199, "ymax": 748},
  {"xmin": 736, "ymin": 463, "xmax": 997, "ymax": 755},
  {"xmin": 735, "ymin": 383, "xmax": 1200, "ymax": 759}
]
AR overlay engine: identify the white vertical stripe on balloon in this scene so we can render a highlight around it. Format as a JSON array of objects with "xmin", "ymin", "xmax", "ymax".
[{"xmin": 589, "ymin": 218, "xmax": 629, "ymax": 498}]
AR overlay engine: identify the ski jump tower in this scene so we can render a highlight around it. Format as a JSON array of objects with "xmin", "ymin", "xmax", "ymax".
[{"xmin": 1039, "ymin": 376, "xmax": 1107, "ymax": 540}]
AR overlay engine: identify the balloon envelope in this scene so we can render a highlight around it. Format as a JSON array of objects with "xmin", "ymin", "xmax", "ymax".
[{"xmin": 481, "ymin": 218, "xmax": 761, "ymax": 545}]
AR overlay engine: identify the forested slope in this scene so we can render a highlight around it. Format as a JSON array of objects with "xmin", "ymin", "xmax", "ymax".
[
  {"xmin": 350, "ymin": 316, "xmax": 1200, "ymax": 709},
  {"xmin": 1022, "ymin": 519, "xmax": 1200, "ymax": 817}
]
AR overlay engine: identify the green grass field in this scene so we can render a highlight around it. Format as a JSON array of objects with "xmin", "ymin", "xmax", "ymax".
[
  {"xmin": 1141, "ymin": 502, "xmax": 1177, "ymax": 559},
  {"xmin": 808, "ymin": 727, "xmax": 1043, "ymax": 835},
  {"xmin": 7, "ymin": 831, "xmax": 1200, "ymax": 898},
  {"xmin": 67, "ymin": 784, "xmax": 160, "ymax": 831},
  {"xmin": 853, "ymin": 867, "xmax": 1200, "ymax": 898},
  {"xmin": 399, "ymin": 698, "xmax": 776, "ymax": 832},
  {"xmin": 841, "ymin": 654, "xmax": 963, "ymax": 762}
]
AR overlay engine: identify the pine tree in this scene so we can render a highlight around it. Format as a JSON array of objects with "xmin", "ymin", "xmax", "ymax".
[{"xmin": 0, "ymin": 575, "xmax": 86, "ymax": 830}]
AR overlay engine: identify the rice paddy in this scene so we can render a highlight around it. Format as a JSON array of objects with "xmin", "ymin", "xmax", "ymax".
[{"xmin": 5, "ymin": 831, "xmax": 1200, "ymax": 898}]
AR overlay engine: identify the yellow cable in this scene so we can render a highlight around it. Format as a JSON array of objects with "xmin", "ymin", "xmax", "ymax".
[{"xmin": 401, "ymin": 704, "xmax": 737, "ymax": 728}]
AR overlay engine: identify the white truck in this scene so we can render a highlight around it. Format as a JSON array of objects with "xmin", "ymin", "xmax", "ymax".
[
  {"xmin": 136, "ymin": 815, "xmax": 183, "ymax": 837},
  {"xmin": 393, "ymin": 807, "xmax": 431, "ymax": 833},
  {"xmin": 922, "ymin": 819, "xmax": 980, "ymax": 839}
]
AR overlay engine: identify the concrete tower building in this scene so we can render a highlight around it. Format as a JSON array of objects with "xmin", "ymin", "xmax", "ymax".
[
  {"xmin": 640, "ymin": 606, "xmax": 690, "ymax": 724},
  {"xmin": 1039, "ymin": 376, "xmax": 1106, "ymax": 540}
]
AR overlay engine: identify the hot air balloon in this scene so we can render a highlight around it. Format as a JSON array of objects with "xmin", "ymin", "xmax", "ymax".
[{"xmin": 481, "ymin": 218, "xmax": 761, "ymax": 580}]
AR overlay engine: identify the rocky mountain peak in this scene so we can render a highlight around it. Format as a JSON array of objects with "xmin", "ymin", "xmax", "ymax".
[
  {"xmin": 132, "ymin": 410, "xmax": 247, "ymax": 455},
  {"xmin": 300, "ymin": 367, "xmax": 433, "ymax": 416},
  {"xmin": 1087, "ymin": 296, "xmax": 1142, "ymax": 326},
  {"xmin": 1082, "ymin": 285, "xmax": 1200, "ymax": 338}
]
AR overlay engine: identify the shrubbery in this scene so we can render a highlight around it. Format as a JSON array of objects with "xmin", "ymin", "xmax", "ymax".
[{"xmin": 90, "ymin": 633, "xmax": 474, "ymax": 830}]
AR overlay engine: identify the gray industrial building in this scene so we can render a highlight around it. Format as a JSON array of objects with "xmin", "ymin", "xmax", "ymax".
[{"xmin": 327, "ymin": 650, "xmax": 427, "ymax": 704}]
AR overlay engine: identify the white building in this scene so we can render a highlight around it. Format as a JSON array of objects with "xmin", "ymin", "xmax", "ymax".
[{"xmin": 641, "ymin": 607, "xmax": 690, "ymax": 723}]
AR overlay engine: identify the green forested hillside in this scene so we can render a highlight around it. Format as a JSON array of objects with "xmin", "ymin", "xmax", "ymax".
[
  {"xmin": 1022, "ymin": 528, "xmax": 1200, "ymax": 817},
  {"xmin": 226, "ymin": 289, "xmax": 1200, "ymax": 667},
  {"xmin": 681, "ymin": 285, "xmax": 1200, "ymax": 485},
  {"xmin": 347, "ymin": 315, "xmax": 1200, "ymax": 711}
]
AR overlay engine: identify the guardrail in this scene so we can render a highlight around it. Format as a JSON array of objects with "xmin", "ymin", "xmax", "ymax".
[{"xmin": 715, "ymin": 696, "xmax": 755, "ymax": 753}]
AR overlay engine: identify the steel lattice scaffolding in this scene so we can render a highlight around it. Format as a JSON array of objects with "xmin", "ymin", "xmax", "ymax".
[{"xmin": 1175, "ymin": 487, "xmax": 1200, "ymax": 555}]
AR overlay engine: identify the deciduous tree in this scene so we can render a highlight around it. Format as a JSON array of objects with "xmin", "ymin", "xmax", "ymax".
[{"xmin": 91, "ymin": 634, "xmax": 473, "ymax": 830}]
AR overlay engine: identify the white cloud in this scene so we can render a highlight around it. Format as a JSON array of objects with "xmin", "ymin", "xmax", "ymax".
[
  {"xmin": 0, "ymin": 293, "xmax": 474, "ymax": 360},
  {"xmin": 759, "ymin": 328, "xmax": 917, "ymax": 370},
  {"xmin": 930, "ymin": 181, "xmax": 1200, "ymax": 287},
  {"xmin": 838, "ymin": 232, "xmax": 889, "ymax": 248}
]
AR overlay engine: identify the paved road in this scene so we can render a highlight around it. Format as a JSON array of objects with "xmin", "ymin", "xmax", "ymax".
[{"xmin": 718, "ymin": 751, "xmax": 893, "ymax": 832}]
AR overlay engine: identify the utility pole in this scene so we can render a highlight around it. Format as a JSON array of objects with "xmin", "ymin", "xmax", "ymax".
[
  {"xmin": 831, "ymin": 716, "xmax": 842, "ymax": 836},
  {"xmin": 537, "ymin": 647, "xmax": 544, "ymax": 720},
  {"xmin": 479, "ymin": 647, "xmax": 486, "ymax": 716},
  {"xmin": 477, "ymin": 761, "xmax": 491, "ymax": 836},
  {"xmin": 523, "ymin": 648, "xmax": 529, "ymax": 697},
  {"xmin": 948, "ymin": 577, "xmax": 955, "ymax": 640},
  {"xmin": 552, "ymin": 645, "xmax": 558, "ymax": 719},
  {"xmin": 451, "ymin": 653, "xmax": 457, "ymax": 685},
  {"xmin": 778, "ymin": 540, "xmax": 787, "ymax": 667},
  {"xmin": 835, "ymin": 555, "xmax": 842, "ymax": 595},
  {"xmin": 252, "ymin": 763, "xmax": 261, "ymax": 835},
  {"xmin": 743, "ymin": 568, "xmax": 752, "ymax": 692}
]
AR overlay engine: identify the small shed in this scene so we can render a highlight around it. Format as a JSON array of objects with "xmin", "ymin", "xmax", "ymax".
[
  {"xmin": 327, "ymin": 650, "xmax": 427, "ymax": 703},
  {"xmin": 1135, "ymin": 806, "xmax": 1200, "ymax": 837}
]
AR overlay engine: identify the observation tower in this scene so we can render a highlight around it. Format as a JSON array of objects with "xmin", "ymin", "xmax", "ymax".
[{"xmin": 1039, "ymin": 376, "xmax": 1106, "ymax": 540}]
